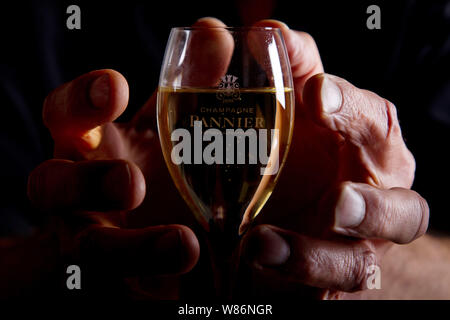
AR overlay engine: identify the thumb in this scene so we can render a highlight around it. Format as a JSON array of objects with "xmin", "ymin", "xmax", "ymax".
[
  {"xmin": 43, "ymin": 69, "xmax": 129, "ymax": 154},
  {"xmin": 131, "ymin": 17, "xmax": 234, "ymax": 129}
]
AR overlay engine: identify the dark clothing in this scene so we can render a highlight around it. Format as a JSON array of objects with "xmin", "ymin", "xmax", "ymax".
[{"xmin": 0, "ymin": 0, "xmax": 449, "ymax": 235}]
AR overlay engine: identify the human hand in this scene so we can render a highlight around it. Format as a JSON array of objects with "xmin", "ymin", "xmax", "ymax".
[{"xmin": 240, "ymin": 20, "xmax": 429, "ymax": 299}]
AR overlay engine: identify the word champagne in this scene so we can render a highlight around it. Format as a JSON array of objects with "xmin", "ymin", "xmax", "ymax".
[{"xmin": 158, "ymin": 87, "xmax": 294, "ymax": 235}]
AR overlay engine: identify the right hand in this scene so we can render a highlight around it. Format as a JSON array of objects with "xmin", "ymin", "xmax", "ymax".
[{"xmin": 25, "ymin": 17, "xmax": 238, "ymax": 299}]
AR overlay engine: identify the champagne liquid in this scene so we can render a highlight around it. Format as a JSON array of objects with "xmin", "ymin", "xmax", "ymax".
[{"xmin": 157, "ymin": 87, "xmax": 294, "ymax": 236}]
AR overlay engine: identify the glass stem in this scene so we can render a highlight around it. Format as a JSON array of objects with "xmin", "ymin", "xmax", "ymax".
[{"xmin": 204, "ymin": 227, "xmax": 242, "ymax": 300}]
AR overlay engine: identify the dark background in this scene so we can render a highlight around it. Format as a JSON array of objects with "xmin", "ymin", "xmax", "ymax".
[{"xmin": 0, "ymin": 0, "xmax": 449, "ymax": 237}]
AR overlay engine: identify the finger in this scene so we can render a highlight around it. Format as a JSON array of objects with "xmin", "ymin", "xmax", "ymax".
[
  {"xmin": 303, "ymin": 73, "xmax": 395, "ymax": 146},
  {"xmin": 303, "ymin": 73, "xmax": 415, "ymax": 187},
  {"xmin": 77, "ymin": 224, "xmax": 200, "ymax": 276},
  {"xmin": 243, "ymin": 224, "xmax": 378, "ymax": 292},
  {"xmin": 183, "ymin": 17, "xmax": 234, "ymax": 87},
  {"xmin": 323, "ymin": 182, "xmax": 429, "ymax": 244},
  {"xmin": 252, "ymin": 20, "xmax": 323, "ymax": 99},
  {"xmin": 303, "ymin": 73, "xmax": 407, "ymax": 148},
  {"xmin": 245, "ymin": 23, "xmax": 293, "ymax": 93},
  {"xmin": 43, "ymin": 69, "xmax": 129, "ymax": 152},
  {"xmin": 27, "ymin": 159, "xmax": 145, "ymax": 211},
  {"xmin": 131, "ymin": 17, "xmax": 234, "ymax": 130},
  {"xmin": 159, "ymin": 17, "xmax": 233, "ymax": 88}
]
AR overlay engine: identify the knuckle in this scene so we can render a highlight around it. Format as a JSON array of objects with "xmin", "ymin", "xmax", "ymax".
[
  {"xmin": 355, "ymin": 188, "xmax": 391, "ymax": 239},
  {"xmin": 401, "ymin": 149, "xmax": 416, "ymax": 187},
  {"xmin": 344, "ymin": 243, "xmax": 377, "ymax": 292},
  {"xmin": 27, "ymin": 160, "xmax": 55, "ymax": 207},
  {"xmin": 290, "ymin": 235, "xmax": 327, "ymax": 285},
  {"xmin": 363, "ymin": 91, "xmax": 391, "ymax": 143},
  {"xmin": 42, "ymin": 82, "xmax": 71, "ymax": 131},
  {"xmin": 384, "ymin": 99, "xmax": 412, "ymax": 160},
  {"xmin": 298, "ymin": 31, "xmax": 316, "ymax": 47},
  {"xmin": 384, "ymin": 100, "xmax": 411, "ymax": 151},
  {"xmin": 413, "ymin": 192, "xmax": 430, "ymax": 239},
  {"xmin": 340, "ymin": 88, "xmax": 396, "ymax": 146},
  {"xmin": 385, "ymin": 99, "xmax": 401, "ymax": 139},
  {"xmin": 298, "ymin": 247, "xmax": 323, "ymax": 284},
  {"xmin": 28, "ymin": 160, "xmax": 76, "ymax": 209},
  {"xmin": 371, "ymin": 190, "xmax": 392, "ymax": 234}
]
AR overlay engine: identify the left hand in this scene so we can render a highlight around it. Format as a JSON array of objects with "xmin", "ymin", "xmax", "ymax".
[
  {"xmin": 23, "ymin": 17, "xmax": 234, "ymax": 299},
  {"xmin": 240, "ymin": 20, "xmax": 429, "ymax": 299}
]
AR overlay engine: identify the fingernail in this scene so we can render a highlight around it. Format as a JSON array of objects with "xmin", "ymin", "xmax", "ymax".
[
  {"xmin": 320, "ymin": 75, "xmax": 342, "ymax": 113},
  {"xmin": 246, "ymin": 226, "xmax": 290, "ymax": 267},
  {"xmin": 90, "ymin": 74, "xmax": 110, "ymax": 109},
  {"xmin": 102, "ymin": 162, "xmax": 131, "ymax": 207},
  {"xmin": 335, "ymin": 185, "xmax": 366, "ymax": 229}
]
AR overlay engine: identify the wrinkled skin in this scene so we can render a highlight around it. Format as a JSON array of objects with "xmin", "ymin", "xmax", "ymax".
[{"xmin": 26, "ymin": 18, "xmax": 429, "ymax": 299}]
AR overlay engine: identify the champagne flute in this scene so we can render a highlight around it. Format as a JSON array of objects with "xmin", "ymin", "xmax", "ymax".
[{"xmin": 157, "ymin": 26, "xmax": 294, "ymax": 298}]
